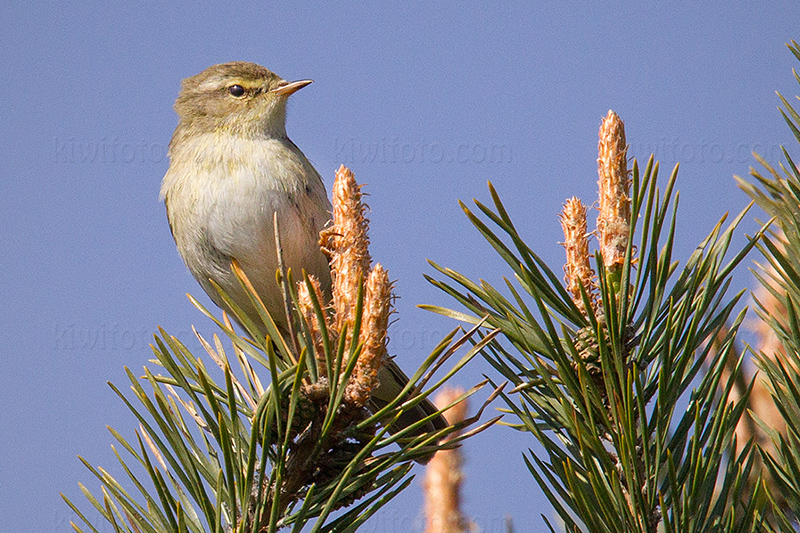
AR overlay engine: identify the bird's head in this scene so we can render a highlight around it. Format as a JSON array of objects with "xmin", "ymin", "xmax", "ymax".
[{"xmin": 173, "ymin": 61, "xmax": 312, "ymax": 138}]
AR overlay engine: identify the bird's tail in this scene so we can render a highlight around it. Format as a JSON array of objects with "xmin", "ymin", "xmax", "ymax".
[{"xmin": 368, "ymin": 360, "xmax": 449, "ymax": 463}]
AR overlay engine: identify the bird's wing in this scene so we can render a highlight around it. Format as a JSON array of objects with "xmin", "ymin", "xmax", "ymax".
[
  {"xmin": 285, "ymin": 137, "xmax": 328, "ymax": 192},
  {"xmin": 164, "ymin": 196, "xmax": 177, "ymax": 241}
]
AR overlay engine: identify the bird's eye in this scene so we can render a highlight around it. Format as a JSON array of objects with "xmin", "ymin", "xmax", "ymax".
[{"xmin": 228, "ymin": 85, "xmax": 246, "ymax": 98}]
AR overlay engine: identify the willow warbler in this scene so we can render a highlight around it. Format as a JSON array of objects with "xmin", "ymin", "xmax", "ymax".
[{"xmin": 161, "ymin": 62, "xmax": 446, "ymax": 440}]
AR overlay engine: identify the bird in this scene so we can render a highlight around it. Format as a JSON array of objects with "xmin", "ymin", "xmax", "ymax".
[{"xmin": 160, "ymin": 61, "xmax": 447, "ymax": 443}]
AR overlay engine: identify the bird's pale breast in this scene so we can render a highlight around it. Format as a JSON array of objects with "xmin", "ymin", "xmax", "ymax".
[{"xmin": 162, "ymin": 132, "xmax": 331, "ymax": 333}]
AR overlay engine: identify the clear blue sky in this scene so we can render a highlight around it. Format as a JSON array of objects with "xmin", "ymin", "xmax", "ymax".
[{"xmin": 2, "ymin": 2, "xmax": 799, "ymax": 531}]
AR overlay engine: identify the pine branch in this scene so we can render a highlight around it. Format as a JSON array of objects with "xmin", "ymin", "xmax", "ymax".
[
  {"xmin": 63, "ymin": 166, "xmax": 498, "ymax": 532},
  {"xmin": 427, "ymin": 110, "xmax": 765, "ymax": 531},
  {"xmin": 738, "ymin": 39, "xmax": 800, "ymax": 531}
]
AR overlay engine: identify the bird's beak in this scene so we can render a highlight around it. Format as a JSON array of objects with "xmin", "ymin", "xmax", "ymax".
[{"xmin": 271, "ymin": 79, "xmax": 313, "ymax": 97}]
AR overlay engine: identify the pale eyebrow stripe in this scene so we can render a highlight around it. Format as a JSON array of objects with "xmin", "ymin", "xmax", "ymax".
[{"xmin": 197, "ymin": 77, "xmax": 261, "ymax": 93}]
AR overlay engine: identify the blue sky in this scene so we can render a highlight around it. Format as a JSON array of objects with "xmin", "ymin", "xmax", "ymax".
[{"xmin": 2, "ymin": 2, "xmax": 799, "ymax": 531}]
